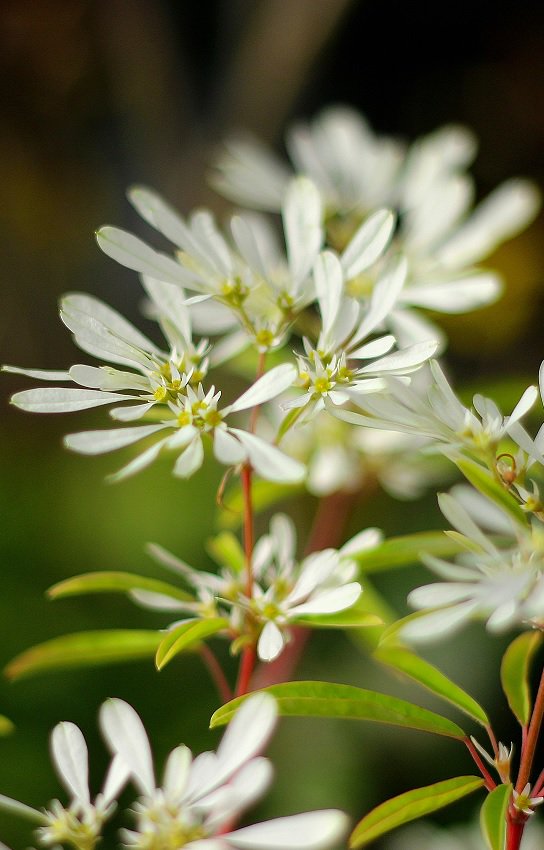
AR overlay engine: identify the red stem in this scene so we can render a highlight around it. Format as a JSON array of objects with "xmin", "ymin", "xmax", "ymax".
[
  {"xmin": 199, "ymin": 644, "xmax": 233, "ymax": 704},
  {"xmin": 506, "ymin": 815, "xmax": 526, "ymax": 850},
  {"xmin": 464, "ymin": 737, "xmax": 496, "ymax": 791},
  {"xmin": 516, "ymin": 667, "xmax": 544, "ymax": 793}
]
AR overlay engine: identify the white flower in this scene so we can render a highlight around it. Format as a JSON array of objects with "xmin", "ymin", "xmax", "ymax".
[
  {"xmin": 0, "ymin": 719, "xmax": 127, "ymax": 850},
  {"xmin": 239, "ymin": 514, "xmax": 370, "ymax": 662},
  {"xmin": 212, "ymin": 105, "xmax": 540, "ymax": 346},
  {"xmin": 400, "ymin": 489, "xmax": 544, "ymax": 642},
  {"xmin": 513, "ymin": 784, "xmax": 544, "ymax": 817},
  {"xmin": 337, "ymin": 359, "xmax": 538, "ymax": 459},
  {"xmin": 283, "ymin": 252, "xmax": 437, "ymax": 423},
  {"xmin": 100, "ymin": 694, "xmax": 349, "ymax": 850}
]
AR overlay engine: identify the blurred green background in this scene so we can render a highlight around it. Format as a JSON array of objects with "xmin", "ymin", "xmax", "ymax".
[{"xmin": 1, "ymin": 2, "xmax": 544, "ymax": 848}]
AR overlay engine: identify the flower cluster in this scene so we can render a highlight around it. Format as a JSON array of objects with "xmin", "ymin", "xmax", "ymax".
[{"xmin": 0, "ymin": 695, "xmax": 348, "ymax": 850}]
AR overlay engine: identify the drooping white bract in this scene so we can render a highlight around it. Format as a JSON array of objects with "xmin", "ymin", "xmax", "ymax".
[
  {"xmin": 237, "ymin": 514, "xmax": 374, "ymax": 662},
  {"xmin": 212, "ymin": 105, "xmax": 540, "ymax": 346},
  {"xmin": 400, "ymin": 488, "xmax": 544, "ymax": 642},
  {"xmin": 284, "ymin": 252, "xmax": 438, "ymax": 422},
  {"xmin": 336, "ymin": 359, "xmax": 538, "ymax": 460},
  {"xmin": 100, "ymin": 694, "xmax": 349, "ymax": 850},
  {"xmin": 0, "ymin": 719, "xmax": 128, "ymax": 850}
]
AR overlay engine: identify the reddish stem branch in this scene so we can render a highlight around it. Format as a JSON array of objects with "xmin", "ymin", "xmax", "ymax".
[
  {"xmin": 464, "ymin": 737, "xmax": 496, "ymax": 791},
  {"xmin": 235, "ymin": 645, "xmax": 257, "ymax": 697},
  {"xmin": 516, "ymin": 668, "xmax": 544, "ymax": 793},
  {"xmin": 506, "ymin": 816, "xmax": 526, "ymax": 850},
  {"xmin": 199, "ymin": 644, "xmax": 233, "ymax": 704}
]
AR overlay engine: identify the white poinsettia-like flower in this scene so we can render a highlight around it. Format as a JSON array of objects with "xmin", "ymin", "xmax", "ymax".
[
  {"xmin": 239, "ymin": 514, "xmax": 376, "ymax": 662},
  {"xmin": 100, "ymin": 694, "xmax": 349, "ymax": 850},
  {"xmin": 212, "ymin": 105, "xmax": 540, "ymax": 346},
  {"xmin": 400, "ymin": 488, "xmax": 544, "ymax": 642},
  {"xmin": 5, "ymin": 290, "xmax": 303, "ymax": 482},
  {"xmin": 337, "ymin": 359, "xmax": 538, "ymax": 460},
  {"xmin": 284, "ymin": 252, "xmax": 437, "ymax": 422},
  {"xmin": 0, "ymin": 719, "xmax": 128, "ymax": 850}
]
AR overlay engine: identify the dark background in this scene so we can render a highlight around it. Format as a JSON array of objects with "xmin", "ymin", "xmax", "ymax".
[{"xmin": 1, "ymin": 2, "xmax": 543, "ymax": 848}]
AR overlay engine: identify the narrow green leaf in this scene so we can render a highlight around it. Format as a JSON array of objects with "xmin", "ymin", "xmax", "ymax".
[
  {"xmin": 48, "ymin": 571, "xmax": 193, "ymax": 603},
  {"xmin": 455, "ymin": 459, "xmax": 527, "ymax": 527},
  {"xmin": 349, "ymin": 776, "xmax": 484, "ymax": 848},
  {"xmin": 0, "ymin": 716, "xmax": 14, "ymax": 736},
  {"xmin": 0, "ymin": 794, "xmax": 47, "ymax": 824},
  {"xmin": 206, "ymin": 532, "xmax": 246, "ymax": 574},
  {"xmin": 375, "ymin": 644, "xmax": 488, "ymax": 726},
  {"xmin": 5, "ymin": 630, "xmax": 162, "ymax": 680},
  {"xmin": 500, "ymin": 631, "xmax": 543, "ymax": 725},
  {"xmin": 295, "ymin": 609, "xmax": 382, "ymax": 629},
  {"xmin": 480, "ymin": 783, "xmax": 511, "ymax": 850},
  {"xmin": 219, "ymin": 480, "xmax": 302, "ymax": 528},
  {"xmin": 210, "ymin": 681, "xmax": 466, "ymax": 739},
  {"xmin": 354, "ymin": 532, "xmax": 465, "ymax": 573},
  {"xmin": 155, "ymin": 618, "xmax": 228, "ymax": 670}
]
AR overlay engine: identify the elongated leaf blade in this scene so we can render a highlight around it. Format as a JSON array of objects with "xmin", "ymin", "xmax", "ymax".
[
  {"xmin": 48, "ymin": 571, "xmax": 193, "ymax": 603},
  {"xmin": 354, "ymin": 532, "xmax": 465, "ymax": 573},
  {"xmin": 480, "ymin": 783, "xmax": 511, "ymax": 850},
  {"xmin": 0, "ymin": 716, "xmax": 14, "ymax": 736},
  {"xmin": 206, "ymin": 532, "xmax": 246, "ymax": 574},
  {"xmin": 375, "ymin": 644, "xmax": 488, "ymax": 726},
  {"xmin": 500, "ymin": 631, "xmax": 543, "ymax": 725},
  {"xmin": 219, "ymin": 480, "xmax": 302, "ymax": 528},
  {"xmin": 156, "ymin": 618, "xmax": 228, "ymax": 670},
  {"xmin": 0, "ymin": 794, "xmax": 46, "ymax": 824},
  {"xmin": 210, "ymin": 681, "xmax": 466, "ymax": 739},
  {"xmin": 349, "ymin": 776, "xmax": 484, "ymax": 848},
  {"xmin": 295, "ymin": 609, "xmax": 382, "ymax": 629},
  {"xmin": 5, "ymin": 630, "xmax": 162, "ymax": 680},
  {"xmin": 455, "ymin": 459, "xmax": 527, "ymax": 527}
]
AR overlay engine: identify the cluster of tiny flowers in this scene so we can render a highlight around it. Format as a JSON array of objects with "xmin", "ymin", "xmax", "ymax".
[
  {"xmin": 121, "ymin": 514, "xmax": 380, "ymax": 663},
  {"xmin": 0, "ymin": 695, "xmax": 348, "ymax": 850}
]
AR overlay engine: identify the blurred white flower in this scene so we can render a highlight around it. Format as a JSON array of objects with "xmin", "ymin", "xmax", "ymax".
[{"xmin": 100, "ymin": 693, "xmax": 349, "ymax": 850}]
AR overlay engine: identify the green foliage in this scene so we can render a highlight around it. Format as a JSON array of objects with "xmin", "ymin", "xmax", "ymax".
[
  {"xmin": 210, "ymin": 681, "xmax": 466, "ymax": 739},
  {"xmin": 353, "ymin": 532, "xmax": 465, "ymax": 573},
  {"xmin": 500, "ymin": 631, "xmax": 543, "ymax": 725},
  {"xmin": 5, "ymin": 630, "xmax": 162, "ymax": 680},
  {"xmin": 349, "ymin": 776, "xmax": 484, "ymax": 848},
  {"xmin": 155, "ymin": 617, "xmax": 229, "ymax": 670},
  {"xmin": 374, "ymin": 643, "xmax": 489, "ymax": 725},
  {"xmin": 218, "ymin": 479, "xmax": 302, "ymax": 528},
  {"xmin": 0, "ymin": 716, "xmax": 14, "ymax": 736},
  {"xmin": 480, "ymin": 783, "xmax": 511, "ymax": 850},
  {"xmin": 48, "ymin": 571, "xmax": 193, "ymax": 602},
  {"xmin": 206, "ymin": 532, "xmax": 246, "ymax": 573}
]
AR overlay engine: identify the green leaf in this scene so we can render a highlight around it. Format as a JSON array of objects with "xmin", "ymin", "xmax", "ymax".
[
  {"xmin": 206, "ymin": 532, "xmax": 246, "ymax": 574},
  {"xmin": 155, "ymin": 618, "xmax": 229, "ymax": 670},
  {"xmin": 480, "ymin": 783, "xmax": 511, "ymax": 850},
  {"xmin": 5, "ymin": 630, "xmax": 163, "ymax": 680},
  {"xmin": 0, "ymin": 715, "xmax": 14, "ymax": 736},
  {"xmin": 455, "ymin": 459, "xmax": 527, "ymax": 527},
  {"xmin": 48, "ymin": 571, "xmax": 193, "ymax": 603},
  {"xmin": 210, "ymin": 681, "xmax": 466, "ymax": 739},
  {"xmin": 219, "ymin": 480, "xmax": 302, "ymax": 528},
  {"xmin": 500, "ymin": 631, "xmax": 543, "ymax": 725},
  {"xmin": 295, "ymin": 609, "xmax": 382, "ymax": 629},
  {"xmin": 349, "ymin": 776, "xmax": 484, "ymax": 848},
  {"xmin": 354, "ymin": 532, "xmax": 466, "ymax": 573},
  {"xmin": 374, "ymin": 644, "xmax": 488, "ymax": 726}
]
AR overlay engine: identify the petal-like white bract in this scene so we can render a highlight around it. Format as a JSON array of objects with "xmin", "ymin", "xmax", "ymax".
[
  {"xmin": 228, "ymin": 365, "xmax": 297, "ymax": 414},
  {"xmin": 283, "ymin": 177, "xmax": 323, "ymax": 287},
  {"xmin": 225, "ymin": 810, "xmax": 349, "ymax": 850},
  {"xmin": 50, "ymin": 722, "xmax": 90, "ymax": 806},
  {"xmin": 100, "ymin": 699, "xmax": 155, "ymax": 796},
  {"xmin": 230, "ymin": 429, "xmax": 305, "ymax": 484},
  {"xmin": 341, "ymin": 208, "xmax": 395, "ymax": 279},
  {"xmin": 11, "ymin": 388, "xmax": 135, "ymax": 414},
  {"xmin": 64, "ymin": 424, "xmax": 167, "ymax": 455},
  {"xmin": 290, "ymin": 582, "xmax": 361, "ymax": 616},
  {"xmin": 257, "ymin": 621, "xmax": 285, "ymax": 662},
  {"xmin": 96, "ymin": 226, "xmax": 190, "ymax": 286}
]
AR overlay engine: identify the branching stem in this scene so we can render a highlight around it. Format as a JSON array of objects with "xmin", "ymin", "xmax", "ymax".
[{"xmin": 516, "ymin": 667, "xmax": 544, "ymax": 793}]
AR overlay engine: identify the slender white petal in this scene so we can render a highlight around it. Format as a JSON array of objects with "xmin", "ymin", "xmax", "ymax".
[
  {"xmin": 228, "ymin": 365, "xmax": 297, "ymax": 414},
  {"xmin": 226, "ymin": 810, "xmax": 349, "ymax": 850},
  {"xmin": 401, "ymin": 601, "xmax": 480, "ymax": 642},
  {"xmin": 341, "ymin": 208, "xmax": 395, "ymax": 278},
  {"xmin": 399, "ymin": 274, "xmax": 502, "ymax": 313},
  {"xmin": 11, "ymin": 388, "xmax": 134, "ymax": 413},
  {"xmin": 50, "ymin": 722, "xmax": 90, "ymax": 805},
  {"xmin": 102, "ymin": 754, "xmax": 130, "ymax": 806},
  {"xmin": 314, "ymin": 251, "xmax": 343, "ymax": 340},
  {"xmin": 2, "ymin": 366, "xmax": 71, "ymax": 381},
  {"xmin": 173, "ymin": 436, "xmax": 204, "ymax": 478},
  {"xmin": 109, "ymin": 402, "xmax": 155, "ymax": 421},
  {"xmin": 163, "ymin": 744, "xmax": 192, "ymax": 802},
  {"xmin": 128, "ymin": 186, "xmax": 191, "ymax": 250},
  {"xmin": 99, "ymin": 699, "xmax": 155, "ymax": 795},
  {"xmin": 257, "ymin": 621, "xmax": 285, "ymax": 662},
  {"xmin": 291, "ymin": 582, "xmax": 362, "ymax": 616},
  {"xmin": 230, "ymin": 429, "xmax": 305, "ymax": 483},
  {"xmin": 64, "ymin": 424, "xmax": 167, "ymax": 455},
  {"xmin": 351, "ymin": 256, "xmax": 407, "ymax": 345},
  {"xmin": 214, "ymin": 428, "xmax": 247, "ymax": 465},
  {"xmin": 61, "ymin": 293, "xmax": 160, "ymax": 353},
  {"xmin": 107, "ymin": 435, "xmax": 171, "ymax": 482},
  {"xmin": 96, "ymin": 226, "xmax": 190, "ymax": 286},
  {"xmin": 341, "ymin": 528, "xmax": 382, "ymax": 556},
  {"xmin": 283, "ymin": 177, "xmax": 322, "ymax": 287}
]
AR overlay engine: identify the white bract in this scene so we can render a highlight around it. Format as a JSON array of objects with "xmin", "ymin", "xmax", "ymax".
[
  {"xmin": 100, "ymin": 694, "xmax": 349, "ymax": 850},
  {"xmin": 400, "ymin": 489, "xmax": 544, "ymax": 642},
  {"xmin": 0, "ymin": 719, "xmax": 127, "ymax": 850},
  {"xmin": 212, "ymin": 105, "xmax": 540, "ymax": 346}
]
